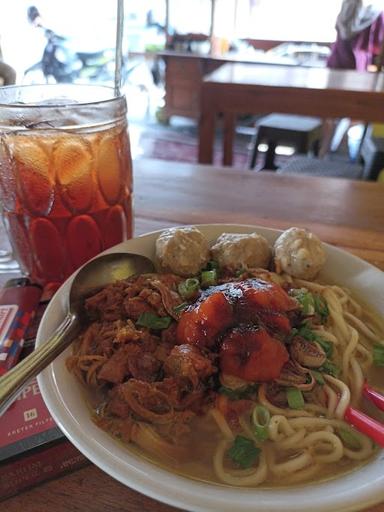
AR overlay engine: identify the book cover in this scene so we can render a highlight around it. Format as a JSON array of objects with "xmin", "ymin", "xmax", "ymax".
[
  {"xmin": 0, "ymin": 300, "xmax": 89, "ymax": 500},
  {"xmin": 0, "ymin": 376, "xmax": 89, "ymax": 500}
]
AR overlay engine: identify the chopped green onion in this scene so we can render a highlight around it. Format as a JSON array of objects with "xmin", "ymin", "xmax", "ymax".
[
  {"xmin": 318, "ymin": 360, "xmax": 340, "ymax": 378},
  {"xmin": 219, "ymin": 384, "xmax": 258, "ymax": 401},
  {"xmin": 314, "ymin": 338, "xmax": 333, "ymax": 358},
  {"xmin": 205, "ymin": 260, "xmax": 220, "ymax": 271},
  {"xmin": 227, "ymin": 435, "xmax": 260, "ymax": 469},
  {"xmin": 173, "ymin": 302, "xmax": 188, "ymax": 314},
  {"xmin": 201, "ymin": 269, "xmax": 217, "ymax": 288},
  {"xmin": 297, "ymin": 323, "xmax": 333, "ymax": 357},
  {"xmin": 292, "ymin": 289, "xmax": 315, "ymax": 315},
  {"xmin": 373, "ymin": 343, "xmax": 384, "ymax": 366},
  {"xmin": 291, "ymin": 289, "xmax": 329, "ymax": 323},
  {"xmin": 178, "ymin": 278, "xmax": 200, "ymax": 299},
  {"xmin": 251, "ymin": 405, "xmax": 270, "ymax": 442},
  {"xmin": 311, "ymin": 370, "xmax": 325, "ymax": 385},
  {"xmin": 313, "ymin": 294, "xmax": 329, "ymax": 323},
  {"xmin": 296, "ymin": 322, "xmax": 313, "ymax": 339},
  {"xmin": 136, "ymin": 312, "xmax": 172, "ymax": 330},
  {"xmin": 286, "ymin": 387, "xmax": 305, "ymax": 409},
  {"xmin": 337, "ymin": 428, "xmax": 362, "ymax": 450}
]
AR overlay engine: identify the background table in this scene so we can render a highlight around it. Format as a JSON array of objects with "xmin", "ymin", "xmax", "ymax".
[
  {"xmin": 198, "ymin": 63, "xmax": 384, "ymax": 166},
  {"xmin": 2, "ymin": 158, "xmax": 384, "ymax": 512}
]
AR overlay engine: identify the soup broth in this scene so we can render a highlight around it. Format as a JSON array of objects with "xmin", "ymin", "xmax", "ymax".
[{"xmin": 67, "ymin": 261, "xmax": 383, "ymax": 488}]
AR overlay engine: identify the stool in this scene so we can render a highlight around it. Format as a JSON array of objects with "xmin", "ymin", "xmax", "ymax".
[
  {"xmin": 276, "ymin": 155, "xmax": 363, "ymax": 180},
  {"xmin": 360, "ymin": 135, "xmax": 384, "ymax": 180},
  {"xmin": 249, "ymin": 114, "xmax": 323, "ymax": 170}
]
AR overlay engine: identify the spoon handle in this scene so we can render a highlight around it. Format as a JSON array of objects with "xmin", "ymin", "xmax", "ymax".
[
  {"xmin": 0, "ymin": 312, "xmax": 78, "ymax": 416},
  {"xmin": 344, "ymin": 406, "xmax": 384, "ymax": 448}
]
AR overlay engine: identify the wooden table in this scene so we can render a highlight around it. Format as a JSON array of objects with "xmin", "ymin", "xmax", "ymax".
[
  {"xmin": 3, "ymin": 158, "xmax": 384, "ymax": 512},
  {"xmin": 158, "ymin": 50, "xmax": 298, "ymax": 121},
  {"xmin": 198, "ymin": 63, "xmax": 384, "ymax": 166}
]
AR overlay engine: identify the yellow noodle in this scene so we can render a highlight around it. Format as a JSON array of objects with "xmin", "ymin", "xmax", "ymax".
[
  {"xmin": 269, "ymin": 450, "xmax": 313, "ymax": 477},
  {"xmin": 303, "ymin": 403, "xmax": 328, "ymax": 415},
  {"xmin": 312, "ymin": 327, "xmax": 339, "ymax": 345},
  {"xmin": 324, "ymin": 375, "xmax": 351, "ymax": 419},
  {"xmin": 210, "ymin": 409, "xmax": 234, "ymax": 441},
  {"xmin": 323, "ymin": 289, "xmax": 350, "ymax": 341},
  {"xmin": 239, "ymin": 416, "xmax": 256, "ymax": 440},
  {"xmin": 350, "ymin": 357, "xmax": 364, "ymax": 406},
  {"xmin": 342, "ymin": 327, "xmax": 359, "ymax": 379},
  {"xmin": 324, "ymin": 384, "xmax": 338, "ymax": 417},
  {"xmin": 344, "ymin": 312, "xmax": 381, "ymax": 344},
  {"xmin": 301, "ymin": 431, "xmax": 344, "ymax": 463},
  {"xmin": 268, "ymin": 415, "xmax": 295, "ymax": 441},
  {"xmin": 281, "ymin": 462, "xmax": 322, "ymax": 485},
  {"xmin": 293, "ymin": 278, "xmax": 326, "ymax": 292},
  {"xmin": 288, "ymin": 417, "xmax": 348, "ymax": 431},
  {"xmin": 355, "ymin": 343, "xmax": 373, "ymax": 369},
  {"xmin": 259, "ymin": 385, "xmax": 312, "ymax": 418},
  {"xmin": 213, "ymin": 441, "xmax": 267, "ymax": 486},
  {"xmin": 343, "ymin": 434, "xmax": 375, "ymax": 461},
  {"xmin": 275, "ymin": 428, "xmax": 306, "ymax": 450}
]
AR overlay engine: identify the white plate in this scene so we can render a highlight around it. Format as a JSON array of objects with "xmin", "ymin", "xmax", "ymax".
[{"xmin": 37, "ymin": 224, "xmax": 384, "ymax": 512}]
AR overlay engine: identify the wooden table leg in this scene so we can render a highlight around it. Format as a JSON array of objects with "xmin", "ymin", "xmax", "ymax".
[
  {"xmin": 198, "ymin": 110, "xmax": 216, "ymax": 164},
  {"xmin": 223, "ymin": 112, "xmax": 235, "ymax": 166}
]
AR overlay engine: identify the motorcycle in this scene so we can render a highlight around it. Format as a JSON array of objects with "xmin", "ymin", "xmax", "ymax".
[{"xmin": 23, "ymin": 27, "xmax": 115, "ymax": 85}]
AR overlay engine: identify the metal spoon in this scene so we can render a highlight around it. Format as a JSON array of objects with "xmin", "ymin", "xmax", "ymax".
[{"xmin": 0, "ymin": 252, "xmax": 154, "ymax": 415}]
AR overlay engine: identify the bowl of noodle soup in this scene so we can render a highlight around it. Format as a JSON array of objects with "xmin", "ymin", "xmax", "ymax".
[{"xmin": 36, "ymin": 224, "xmax": 384, "ymax": 512}]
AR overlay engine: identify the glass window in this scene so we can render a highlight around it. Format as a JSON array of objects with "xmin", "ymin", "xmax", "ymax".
[{"xmin": 216, "ymin": 0, "xmax": 344, "ymax": 43}]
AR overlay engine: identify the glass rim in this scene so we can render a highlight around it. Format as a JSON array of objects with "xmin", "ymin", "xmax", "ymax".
[{"xmin": 0, "ymin": 84, "xmax": 125, "ymax": 108}]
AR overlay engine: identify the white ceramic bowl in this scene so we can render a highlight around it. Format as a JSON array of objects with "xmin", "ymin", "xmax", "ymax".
[{"xmin": 37, "ymin": 224, "xmax": 384, "ymax": 512}]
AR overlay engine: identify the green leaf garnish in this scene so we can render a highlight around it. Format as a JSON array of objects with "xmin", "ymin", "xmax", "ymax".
[
  {"xmin": 227, "ymin": 435, "xmax": 260, "ymax": 469},
  {"xmin": 136, "ymin": 312, "xmax": 172, "ymax": 330}
]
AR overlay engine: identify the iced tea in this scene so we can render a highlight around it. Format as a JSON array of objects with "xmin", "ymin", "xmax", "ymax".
[{"xmin": 0, "ymin": 85, "xmax": 133, "ymax": 285}]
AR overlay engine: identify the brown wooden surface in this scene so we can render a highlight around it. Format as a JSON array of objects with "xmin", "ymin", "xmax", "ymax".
[
  {"xmin": 2, "ymin": 158, "xmax": 384, "ymax": 511},
  {"xmin": 198, "ymin": 63, "xmax": 384, "ymax": 165},
  {"xmin": 160, "ymin": 52, "xmax": 297, "ymax": 120}
]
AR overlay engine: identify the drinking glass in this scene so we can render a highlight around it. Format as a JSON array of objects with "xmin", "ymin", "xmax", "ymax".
[{"xmin": 0, "ymin": 85, "xmax": 133, "ymax": 285}]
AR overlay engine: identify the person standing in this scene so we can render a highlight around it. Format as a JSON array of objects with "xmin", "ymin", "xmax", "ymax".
[{"xmin": 328, "ymin": 0, "xmax": 384, "ymax": 70}]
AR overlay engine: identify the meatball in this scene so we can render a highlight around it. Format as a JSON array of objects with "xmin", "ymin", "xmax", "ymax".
[
  {"xmin": 210, "ymin": 232, "xmax": 271, "ymax": 271},
  {"xmin": 273, "ymin": 227, "xmax": 326, "ymax": 280},
  {"xmin": 155, "ymin": 226, "xmax": 209, "ymax": 276}
]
